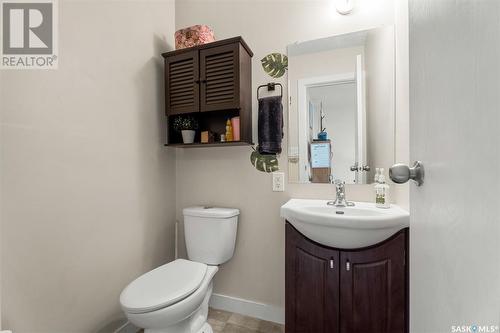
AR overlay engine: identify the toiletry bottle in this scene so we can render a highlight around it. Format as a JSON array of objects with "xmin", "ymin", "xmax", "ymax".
[
  {"xmin": 375, "ymin": 170, "xmax": 390, "ymax": 209},
  {"xmin": 225, "ymin": 119, "xmax": 233, "ymax": 142},
  {"xmin": 374, "ymin": 168, "xmax": 380, "ymax": 183},
  {"xmin": 231, "ymin": 116, "xmax": 240, "ymax": 141}
]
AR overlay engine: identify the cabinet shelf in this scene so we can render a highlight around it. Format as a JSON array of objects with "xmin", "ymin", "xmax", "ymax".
[{"xmin": 164, "ymin": 141, "xmax": 254, "ymax": 148}]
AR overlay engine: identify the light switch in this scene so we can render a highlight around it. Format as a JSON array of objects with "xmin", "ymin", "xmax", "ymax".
[{"xmin": 272, "ymin": 172, "xmax": 285, "ymax": 192}]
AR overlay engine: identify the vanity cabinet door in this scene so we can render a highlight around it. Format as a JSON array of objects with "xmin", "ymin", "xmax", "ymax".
[
  {"xmin": 199, "ymin": 43, "xmax": 240, "ymax": 112},
  {"xmin": 165, "ymin": 50, "xmax": 200, "ymax": 115},
  {"xmin": 339, "ymin": 230, "xmax": 407, "ymax": 333},
  {"xmin": 286, "ymin": 223, "xmax": 340, "ymax": 333}
]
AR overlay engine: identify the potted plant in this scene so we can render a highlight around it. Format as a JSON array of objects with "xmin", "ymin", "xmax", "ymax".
[{"xmin": 173, "ymin": 116, "xmax": 199, "ymax": 144}]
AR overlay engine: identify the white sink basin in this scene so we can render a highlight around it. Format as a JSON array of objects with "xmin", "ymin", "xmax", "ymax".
[{"xmin": 280, "ymin": 199, "xmax": 409, "ymax": 249}]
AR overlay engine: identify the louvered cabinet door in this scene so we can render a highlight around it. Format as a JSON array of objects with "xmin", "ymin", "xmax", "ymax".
[
  {"xmin": 165, "ymin": 50, "xmax": 199, "ymax": 115},
  {"xmin": 200, "ymin": 44, "xmax": 239, "ymax": 112}
]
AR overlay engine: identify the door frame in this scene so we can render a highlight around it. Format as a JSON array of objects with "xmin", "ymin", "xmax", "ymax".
[{"xmin": 296, "ymin": 72, "xmax": 363, "ymax": 183}]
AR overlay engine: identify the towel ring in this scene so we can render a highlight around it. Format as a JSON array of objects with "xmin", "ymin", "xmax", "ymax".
[{"xmin": 257, "ymin": 82, "xmax": 283, "ymax": 99}]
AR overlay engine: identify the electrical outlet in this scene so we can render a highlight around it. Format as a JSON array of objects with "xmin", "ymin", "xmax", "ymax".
[{"xmin": 272, "ymin": 172, "xmax": 285, "ymax": 192}]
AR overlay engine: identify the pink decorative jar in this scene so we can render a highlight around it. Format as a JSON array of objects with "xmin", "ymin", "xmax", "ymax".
[{"xmin": 175, "ymin": 25, "xmax": 215, "ymax": 50}]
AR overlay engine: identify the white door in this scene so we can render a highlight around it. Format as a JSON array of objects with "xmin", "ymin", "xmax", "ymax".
[{"xmin": 409, "ymin": 1, "xmax": 500, "ymax": 332}]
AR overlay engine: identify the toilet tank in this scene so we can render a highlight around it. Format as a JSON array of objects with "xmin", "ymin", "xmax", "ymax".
[{"xmin": 183, "ymin": 206, "xmax": 239, "ymax": 265}]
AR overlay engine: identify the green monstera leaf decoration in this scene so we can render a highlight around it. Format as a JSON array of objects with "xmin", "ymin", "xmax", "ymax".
[
  {"xmin": 250, "ymin": 147, "xmax": 279, "ymax": 173},
  {"xmin": 261, "ymin": 53, "xmax": 288, "ymax": 78}
]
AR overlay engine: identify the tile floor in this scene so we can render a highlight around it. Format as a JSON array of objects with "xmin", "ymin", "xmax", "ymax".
[
  {"xmin": 135, "ymin": 308, "xmax": 284, "ymax": 333},
  {"xmin": 208, "ymin": 308, "xmax": 284, "ymax": 333}
]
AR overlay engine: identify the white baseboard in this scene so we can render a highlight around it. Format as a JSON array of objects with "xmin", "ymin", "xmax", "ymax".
[{"xmin": 209, "ymin": 293, "xmax": 285, "ymax": 325}]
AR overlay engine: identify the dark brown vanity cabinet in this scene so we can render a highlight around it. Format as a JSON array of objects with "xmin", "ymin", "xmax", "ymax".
[
  {"xmin": 162, "ymin": 37, "xmax": 253, "ymax": 146},
  {"xmin": 285, "ymin": 223, "xmax": 408, "ymax": 333}
]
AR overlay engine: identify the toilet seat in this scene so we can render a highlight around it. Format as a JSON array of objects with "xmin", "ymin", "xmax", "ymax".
[
  {"xmin": 121, "ymin": 264, "xmax": 219, "ymax": 332},
  {"xmin": 120, "ymin": 259, "xmax": 207, "ymax": 314}
]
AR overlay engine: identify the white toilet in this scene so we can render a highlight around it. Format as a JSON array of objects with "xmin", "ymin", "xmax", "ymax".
[{"xmin": 120, "ymin": 206, "xmax": 239, "ymax": 333}]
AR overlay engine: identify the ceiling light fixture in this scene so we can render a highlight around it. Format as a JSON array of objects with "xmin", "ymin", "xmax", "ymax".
[{"xmin": 335, "ymin": 0, "xmax": 354, "ymax": 15}]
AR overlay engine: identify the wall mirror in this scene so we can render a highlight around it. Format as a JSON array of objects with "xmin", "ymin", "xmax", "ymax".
[{"xmin": 287, "ymin": 26, "xmax": 396, "ymax": 184}]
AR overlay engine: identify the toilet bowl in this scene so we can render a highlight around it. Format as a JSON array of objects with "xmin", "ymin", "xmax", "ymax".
[{"xmin": 120, "ymin": 207, "xmax": 239, "ymax": 333}]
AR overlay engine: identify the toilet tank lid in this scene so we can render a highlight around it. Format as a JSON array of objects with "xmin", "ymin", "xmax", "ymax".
[{"xmin": 183, "ymin": 206, "xmax": 240, "ymax": 218}]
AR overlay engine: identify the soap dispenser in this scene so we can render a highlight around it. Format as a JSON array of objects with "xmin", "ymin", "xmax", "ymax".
[{"xmin": 375, "ymin": 168, "xmax": 390, "ymax": 209}]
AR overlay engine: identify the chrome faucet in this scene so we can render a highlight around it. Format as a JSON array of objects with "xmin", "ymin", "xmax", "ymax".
[{"xmin": 328, "ymin": 179, "xmax": 355, "ymax": 207}]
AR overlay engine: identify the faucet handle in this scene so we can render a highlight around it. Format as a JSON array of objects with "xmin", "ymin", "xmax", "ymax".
[{"xmin": 333, "ymin": 179, "xmax": 345, "ymax": 186}]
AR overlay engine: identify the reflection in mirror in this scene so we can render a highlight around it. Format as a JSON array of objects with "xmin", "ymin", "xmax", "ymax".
[{"xmin": 287, "ymin": 26, "xmax": 395, "ymax": 184}]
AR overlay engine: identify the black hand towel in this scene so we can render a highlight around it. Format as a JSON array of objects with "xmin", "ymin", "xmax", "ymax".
[{"xmin": 258, "ymin": 96, "xmax": 283, "ymax": 154}]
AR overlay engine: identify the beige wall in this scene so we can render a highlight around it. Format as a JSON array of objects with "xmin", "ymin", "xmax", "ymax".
[
  {"xmin": 175, "ymin": 0, "xmax": 408, "ymax": 311},
  {"xmin": 365, "ymin": 26, "xmax": 396, "ymax": 182},
  {"xmin": 0, "ymin": 1, "xmax": 177, "ymax": 331}
]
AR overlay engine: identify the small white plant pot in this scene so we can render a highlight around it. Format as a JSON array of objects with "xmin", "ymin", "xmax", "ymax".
[{"xmin": 181, "ymin": 130, "xmax": 196, "ymax": 144}]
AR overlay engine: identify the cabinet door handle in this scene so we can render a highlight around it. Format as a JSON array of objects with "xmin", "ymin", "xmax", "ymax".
[
  {"xmin": 346, "ymin": 260, "xmax": 351, "ymax": 271},
  {"xmin": 329, "ymin": 258, "xmax": 334, "ymax": 269}
]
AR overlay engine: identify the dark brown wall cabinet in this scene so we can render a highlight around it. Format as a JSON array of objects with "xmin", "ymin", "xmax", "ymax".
[
  {"xmin": 286, "ymin": 223, "xmax": 408, "ymax": 333},
  {"xmin": 162, "ymin": 37, "xmax": 253, "ymax": 147}
]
